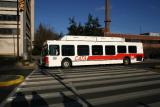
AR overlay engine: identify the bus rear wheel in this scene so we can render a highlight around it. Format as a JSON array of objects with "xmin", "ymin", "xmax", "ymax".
[
  {"xmin": 62, "ymin": 59, "xmax": 71, "ymax": 68},
  {"xmin": 123, "ymin": 57, "xmax": 130, "ymax": 65}
]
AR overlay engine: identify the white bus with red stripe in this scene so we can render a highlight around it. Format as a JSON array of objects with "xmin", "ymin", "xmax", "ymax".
[{"xmin": 40, "ymin": 36, "xmax": 144, "ymax": 68}]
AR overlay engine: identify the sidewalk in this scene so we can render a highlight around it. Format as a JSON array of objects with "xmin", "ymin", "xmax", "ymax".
[
  {"xmin": 144, "ymin": 59, "xmax": 160, "ymax": 63},
  {"xmin": 0, "ymin": 56, "xmax": 36, "ymax": 103},
  {"xmin": 144, "ymin": 59, "xmax": 160, "ymax": 68}
]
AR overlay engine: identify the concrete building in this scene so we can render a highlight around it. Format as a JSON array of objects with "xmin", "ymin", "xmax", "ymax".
[
  {"xmin": 0, "ymin": 0, "xmax": 34, "ymax": 57},
  {"xmin": 104, "ymin": 33, "xmax": 160, "ymax": 58},
  {"xmin": 141, "ymin": 32, "xmax": 160, "ymax": 37},
  {"xmin": 104, "ymin": 33, "xmax": 160, "ymax": 49}
]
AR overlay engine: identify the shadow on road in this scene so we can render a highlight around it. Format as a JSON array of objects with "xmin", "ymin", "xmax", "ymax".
[
  {"xmin": 11, "ymin": 91, "xmax": 48, "ymax": 107},
  {"xmin": 30, "ymin": 91, "xmax": 48, "ymax": 107},
  {"xmin": 11, "ymin": 92, "xmax": 29, "ymax": 107},
  {"xmin": 138, "ymin": 102, "xmax": 151, "ymax": 107},
  {"xmin": 60, "ymin": 92, "xmax": 83, "ymax": 107}
]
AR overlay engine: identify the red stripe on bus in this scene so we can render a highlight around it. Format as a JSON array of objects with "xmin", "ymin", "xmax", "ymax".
[{"xmin": 87, "ymin": 53, "xmax": 144, "ymax": 61}]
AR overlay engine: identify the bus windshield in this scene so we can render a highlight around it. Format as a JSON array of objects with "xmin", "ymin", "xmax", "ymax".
[{"xmin": 41, "ymin": 45, "xmax": 48, "ymax": 56}]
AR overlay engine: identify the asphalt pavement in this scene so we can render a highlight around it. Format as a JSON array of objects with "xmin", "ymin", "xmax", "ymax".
[
  {"xmin": 0, "ymin": 57, "xmax": 160, "ymax": 107},
  {"xmin": 1, "ymin": 58, "xmax": 160, "ymax": 107}
]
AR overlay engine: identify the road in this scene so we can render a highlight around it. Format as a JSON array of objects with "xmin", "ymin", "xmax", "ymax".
[{"xmin": 1, "ymin": 63, "xmax": 160, "ymax": 107}]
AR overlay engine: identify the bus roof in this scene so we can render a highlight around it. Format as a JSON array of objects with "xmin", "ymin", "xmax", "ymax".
[{"xmin": 60, "ymin": 35, "xmax": 125, "ymax": 42}]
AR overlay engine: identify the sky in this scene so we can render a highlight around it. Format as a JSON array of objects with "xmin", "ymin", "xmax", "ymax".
[{"xmin": 35, "ymin": 0, "xmax": 160, "ymax": 35}]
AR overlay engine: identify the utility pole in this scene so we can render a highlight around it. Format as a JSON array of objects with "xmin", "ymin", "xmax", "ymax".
[{"xmin": 104, "ymin": 0, "xmax": 111, "ymax": 33}]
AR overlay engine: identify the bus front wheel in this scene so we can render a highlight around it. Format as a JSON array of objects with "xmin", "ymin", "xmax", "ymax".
[{"xmin": 62, "ymin": 59, "xmax": 71, "ymax": 68}]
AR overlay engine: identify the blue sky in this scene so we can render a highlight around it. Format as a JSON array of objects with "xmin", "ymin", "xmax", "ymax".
[{"xmin": 35, "ymin": 0, "xmax": 160, "ymax": 34}]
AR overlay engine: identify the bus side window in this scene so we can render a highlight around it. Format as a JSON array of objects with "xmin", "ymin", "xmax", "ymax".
[
  {"xmin": 117, "ymin": 45, "xmax": 126, "ymax": 53},
  {"xmin": 77, "ymin": 45, "xmax": 89, "ymax": 56},
  {"xmin": 62, "ymin": 45, "xmax": 75, "ymax": 56},
  {"xmin": 92, "ymin": 45, "xmax": 103, "ymax": 55},
  {"xmin": 105, "ymin": 45, "xmax": 115, "ymax": 55},
  {"xmin": 128, "ymin": 46, "xmax": 137, "ymax": 53},
  {"xmin": 55, "ymin": 48, "xmax": 59, "ymax": 55}
]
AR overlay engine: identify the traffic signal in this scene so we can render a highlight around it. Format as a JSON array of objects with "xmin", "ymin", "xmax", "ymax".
[{"xmin": 19, "ymin": 0, "xmax": 25, "ymax": 12}]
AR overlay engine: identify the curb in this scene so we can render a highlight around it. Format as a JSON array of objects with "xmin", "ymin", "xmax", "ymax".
[
  {"xmin": 0, "ymin": 75, "xmax": 24, "ymax": 87},
  {"xmin": 15, "ymin": 61, "xmax": 36, "ymax": 69}
]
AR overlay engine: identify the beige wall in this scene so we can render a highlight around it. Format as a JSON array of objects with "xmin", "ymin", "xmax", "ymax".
[
  {"xmin": 0, "ymin": 0, "xmax": 34, "ymax": 56},
  {"xmin": 0, "ymin": 38, "xmax": 17, "ymax": 56}
]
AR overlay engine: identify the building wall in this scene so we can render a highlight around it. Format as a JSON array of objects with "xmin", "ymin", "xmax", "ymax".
[
  {"xmin": 31, "ymin": 0, "xmax": 34, "ymax": 48},
  {"xmin": 0, "ymin": 0, "xmax": 18, "ymax": 56},
  {"xmin": 0, "ymin": 38, "xmax": 17, "ymax": 55},
  {"xmin": 141, "ymin": 32, "xmax": 160, "ymax": 36},
  {"xmin": 104, "ymin": 33, "xmax": 160, "ymax": 49},
  {"xmin": 0, "ymin": 0, "xmax": 34, "ymax": 57},
  {"xmin": 104, "ymin": 33, "xmax": 160, "ymax": 58}
]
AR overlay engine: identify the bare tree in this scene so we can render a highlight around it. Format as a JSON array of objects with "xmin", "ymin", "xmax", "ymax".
[{"xmin": 33, "ymin": 23, "xmax": 60, "ymax": 55}]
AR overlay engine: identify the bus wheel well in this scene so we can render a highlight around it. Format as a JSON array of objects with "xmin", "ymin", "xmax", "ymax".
[
  {"xmin": 123, "ymin": 56, "xmax": 131, "ymax": 65},
  {"xmin": 61, "ymin": 58, "xmax": 72, "ymax": 68}
]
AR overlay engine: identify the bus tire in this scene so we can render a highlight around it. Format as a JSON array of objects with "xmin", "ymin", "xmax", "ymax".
[
  {"xmin": 123, "ymin": 57, "xmax": 130, "ymax": 65},
  {"xmin": 61, "ymin": 59, "xmax": 72, "ymax": 68}
]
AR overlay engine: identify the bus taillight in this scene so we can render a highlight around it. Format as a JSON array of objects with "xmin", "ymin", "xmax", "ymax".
[{"xmin": 44, "ymin": 56, "xmax": 49, "ymax": 64}]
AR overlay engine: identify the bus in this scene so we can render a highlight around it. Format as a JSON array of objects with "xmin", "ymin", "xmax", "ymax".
[{"xmin": 40, "ymin": 35, "xmax": 144, "ymax": 68}]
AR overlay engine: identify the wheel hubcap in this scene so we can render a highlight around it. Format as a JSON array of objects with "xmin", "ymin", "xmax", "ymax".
[
  {"xmin": 64, "ymin": 61, "xmax": 69, "ymax": 67},
  {"xmin": 124, "ymin": 59, "xmax": 129, "ymax": 64}
]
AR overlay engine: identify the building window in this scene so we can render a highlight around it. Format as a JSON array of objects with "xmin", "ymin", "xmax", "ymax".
[
  {"xmin": 129, "ymin": 46, "xmax": 137, "ymax": 53},
  {"xmin": 0, "ymin": 1, "xmax": 17, "ymax": 8},
  {"xmin": 92, "ymin": 45, "xmax": 103, "ymax": 55},
  {"xmin": 77, "ymin": 45, "xmax": 89, "ymax": 56},
  {"xmin": 117, "ymin": 46, "xmax": 126, "ymax": 53},
  {"xmin": 0, "ymin": 15, "xmax": 19, "ymax": 21},
  {"xmin": 105, "ymin": 45, "xmax": 115, "ymax": 55},
  {"xmin": 0, "ymin": 28, "xmax": 18, "ymax": 35},
  {"xmin": 62, "ymin": 45, "xmax": 75, "ymax": 56}
]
